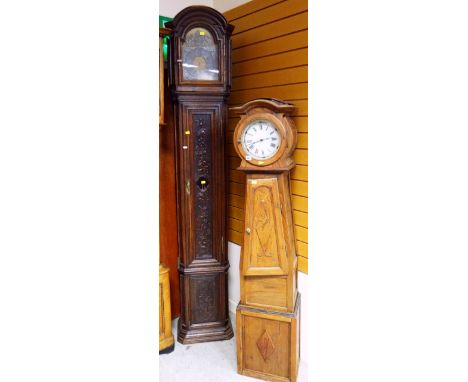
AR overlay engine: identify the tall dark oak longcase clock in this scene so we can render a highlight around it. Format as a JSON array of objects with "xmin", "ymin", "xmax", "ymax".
[{"xmin": 167, "ymin": 7, "xmax": 234, "ymax": 344}]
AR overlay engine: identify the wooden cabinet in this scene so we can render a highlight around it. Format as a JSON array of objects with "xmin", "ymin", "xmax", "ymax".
[{"xmin": 166, "ymin": 6, "xmax": 234, "ymax": 344}]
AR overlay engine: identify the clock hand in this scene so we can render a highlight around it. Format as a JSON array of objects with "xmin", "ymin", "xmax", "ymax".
[{"xmin": 249, "ymin": 137, "xmax": 272, "ymax": 144}]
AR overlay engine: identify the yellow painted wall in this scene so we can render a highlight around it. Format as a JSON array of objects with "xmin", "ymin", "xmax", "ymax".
[{"xmin": 224, "ymin": 0, "xmax": 308, "ymax": 273}]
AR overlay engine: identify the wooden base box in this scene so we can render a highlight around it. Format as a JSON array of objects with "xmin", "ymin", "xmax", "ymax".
[{"xmin": 236, "ymin": 294, "xmax": 300, "ymax": 382}]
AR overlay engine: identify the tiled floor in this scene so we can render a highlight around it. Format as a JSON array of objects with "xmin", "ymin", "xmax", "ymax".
[{"xmin": 159, "ymin": 318, "xmax": 307, "ymax": 382}]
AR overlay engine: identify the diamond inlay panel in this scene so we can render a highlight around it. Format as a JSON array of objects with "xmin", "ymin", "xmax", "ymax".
[{"xmin": 256, "ymin": 329, "xmax": 275, "ymax": 361}]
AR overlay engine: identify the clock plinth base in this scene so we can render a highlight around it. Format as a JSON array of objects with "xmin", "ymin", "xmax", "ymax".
[
  {"xmin": 177, "ymin": 269, "xmax": 233, "ymax": 344},
  {"xmin": 236, "ymin": 294, "xmax": 300, "ymax": 382},
  {"xmin": 177, "ymin": 318, "xmax": 233, "ymax": 344}
]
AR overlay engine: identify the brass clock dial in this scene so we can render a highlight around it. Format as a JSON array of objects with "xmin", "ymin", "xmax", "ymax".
[{"xmin": 181, "ymin": 27, "xmax": 219, "ymax": 81}]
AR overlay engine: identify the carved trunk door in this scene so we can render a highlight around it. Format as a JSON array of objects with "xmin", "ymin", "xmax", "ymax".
[
  {"xmin": 183, "ymin": 106, "xmax": 224, "ymax": 266},
  {"xmin": 243, "ymin": 177, "xmax": 288, "ymax": 276}
]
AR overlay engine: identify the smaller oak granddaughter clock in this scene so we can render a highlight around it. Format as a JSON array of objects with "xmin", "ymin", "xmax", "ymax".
[{"xmin": 232, "ymin": 99, "xmax": 300, "ymax": 382}]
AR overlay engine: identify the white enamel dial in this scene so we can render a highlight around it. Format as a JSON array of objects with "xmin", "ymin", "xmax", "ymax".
[{"xmin": 241, "ymin": 119, "xmax": 281, "ymax": 160}]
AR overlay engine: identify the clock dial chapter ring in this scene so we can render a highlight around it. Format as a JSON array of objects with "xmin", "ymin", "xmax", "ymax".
[{"xmin": 241, "ymin": 119, "xmax": 281, "ymax": 160}]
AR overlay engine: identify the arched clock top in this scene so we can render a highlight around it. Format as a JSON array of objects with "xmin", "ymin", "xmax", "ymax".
[
  {"xmin": 167, "ymin": 6, "xmax": 234, "ymax": 93},
  {"xmin": 166, "ymin": 6, "xmax": 234, "ymax": 37},
  {"xmin": 231, "ymin": 98, "xmax": 298, "ymax": 171},
  {"xmin": 231, "ymin": 98, "xmax": 295, "ymax": 115}
]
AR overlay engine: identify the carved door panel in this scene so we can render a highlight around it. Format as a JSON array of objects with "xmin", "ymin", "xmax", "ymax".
[
  {"xmin": 189, "ymin": 274, "xmax": 220, "ymax": 325},
  {"xmin": 180, "ymin": 106, "xmax": 224, "ymax": 267},
  {"xmin": 243, "ymin": 177, "xmax": 288, "ymax": 276}
]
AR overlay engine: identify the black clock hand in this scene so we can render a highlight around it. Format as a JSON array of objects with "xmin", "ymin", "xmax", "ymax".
[{"xmin": 249, "ymin": 137, "xmax": 272, "ymax": 144}]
